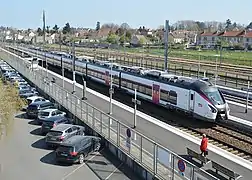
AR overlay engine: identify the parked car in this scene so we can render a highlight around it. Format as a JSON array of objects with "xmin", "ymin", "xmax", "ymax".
[
  {"xmin": 22, "ymin": 96, "xmax": 49, "ymax": 111},
  {"xmin": 26, "ymin": 101, "xmax": 55, "ymax": 119},
  {"xmin": 55, "ymin": 135, "xmax": 101, "ymax": 164},
  {"xmin": 45, "ymin": 124, "xmax": 85, "ymax": 147},
  {"xmin": 20, "ymin": 92, "xmax": 37, "ymax": 99},
  {"xmin": 37, "ymin": 109, "xmax": 66, "ymax": 124},
  {"xmin": 41, "ymin": 116, "xmax": 73, "ymax": 135}
]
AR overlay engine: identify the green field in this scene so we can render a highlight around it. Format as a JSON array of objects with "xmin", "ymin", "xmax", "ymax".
[{"xmin": 46, "ymin": 44, "xmax": 252, "ymax": 66}]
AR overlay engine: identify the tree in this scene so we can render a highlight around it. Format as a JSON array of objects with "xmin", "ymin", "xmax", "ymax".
[
  {"xmin": 225, "ymin": 19, "xmax": 232, "ymax": 30},
  {"xmin": 233, "ymin": 22, "xmax": 237, "ymax": 28},
  {"xmin": 106, "ymin": 31, "xmax": 119, "ymax": 44},
  {"xmin": 46, "ymin": 26, "xmax": 50, "ymax": 34},
  {"xmin": 37, "ymin": 27, "xmax": 43, "ymax": 36},
  {"xmin": 96, "ymin": 22, "xmax": 100, "ymax": 31},
  {"xmin": 52, "ymin": 24, "xmax": 59, "ymax": 33},
  {"xmin": 62, "ymin": 23, "xmax": 71, "ymax": 34},
  {"xmin": 139, "ymin": 37, "xmax": 146, "ymax": 45},
  {"xmin": 246, "ymin": 22, "xmax": 252, "ymax": 29},
  {"xmin": 120, "ymin": 23, "xmax": 130, "ymax": 30}
]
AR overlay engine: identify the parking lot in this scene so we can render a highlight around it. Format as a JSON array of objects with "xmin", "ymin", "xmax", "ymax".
[{"xmin": 0, "ymin": 112, "xmax": 141, "ymax": 180}]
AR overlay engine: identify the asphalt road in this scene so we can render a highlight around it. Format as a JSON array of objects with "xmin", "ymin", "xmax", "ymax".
[
  {"xmin": 39, "ymin": 64, "xmax": 252, "ymax": 179},
  {"xmin": 0, "ymin": 112, "xmax": 141, "ymax": 180}
]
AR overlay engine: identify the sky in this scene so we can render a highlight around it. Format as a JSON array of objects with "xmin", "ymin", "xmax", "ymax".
[{"xmin": 0, "ymin": 0, "xmax": 252, "ymax": 29}]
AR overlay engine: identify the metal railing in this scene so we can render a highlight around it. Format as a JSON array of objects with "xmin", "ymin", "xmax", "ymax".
[{"xmin": 0, "ymin": 47, "xmax": 219, "ymax": 180}]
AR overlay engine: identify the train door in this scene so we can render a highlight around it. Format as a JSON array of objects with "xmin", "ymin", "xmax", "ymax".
[
  {"xmin": 189, "ymin": 90, "xmax": 195, "ymax": 111},
  {"xmin": 152, "ymin": 84, "xmax": 160, "ymax": 104},
  {"xmin": 105, "ymin": 71, "xmax": 109, "ymax": 85}
]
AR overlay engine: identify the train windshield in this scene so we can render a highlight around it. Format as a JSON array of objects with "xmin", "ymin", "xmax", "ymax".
[{"xmin": 203, "ymin": 88, "xmax": 224, "ymax": 105}]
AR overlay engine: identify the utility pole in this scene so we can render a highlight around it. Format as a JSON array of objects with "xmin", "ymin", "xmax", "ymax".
[
  {"xmin": 132, "ymin": 89, "xmax": 141, "ymax": 140},
  {"xmin": 59, "ymin": 33, "xmax": 65, "ymax": 88},
  {"xmin": 245, "ymin": 81, "xmax": 250, "ymax": 113},
  {"xmin": 164, "ymin": 20, "xmax": 169, "ymax": 72},
  {"xmin": 72, "ymin": 42, "xmax": 76, "ymax": 94},
  {"xmin": 109, "ymin": 65, "xmax": 114, "ymax": 115},
  {"xmin": 82, "ymin": 75, "xmax": 87, "ymax": 100}
]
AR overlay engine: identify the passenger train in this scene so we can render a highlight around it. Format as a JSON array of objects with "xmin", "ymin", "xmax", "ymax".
[{"xmin": 17, "ymin": 46, "xmax": 230, "ymax": 122}]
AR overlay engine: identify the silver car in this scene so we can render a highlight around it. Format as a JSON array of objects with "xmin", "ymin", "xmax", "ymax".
[
  {"xmin": 45, "ymin": 124, "xmax": 85, "ymax": 147},
  {"xmin": 37, "ymin": 108, "xmax": 66, "ymax": 124}
]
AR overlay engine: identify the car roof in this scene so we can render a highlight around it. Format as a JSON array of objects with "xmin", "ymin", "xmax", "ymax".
[
  {"xmin": 40, "ymin": 108, "xmax": 58, "ymax": 113},
  {"xmin": 50, "ymin": 124, "xmax": 74, "ymax": 131},
  {"xmin": 61, "ymin": 135, "xmax": 97, "ymax": 146},
  {"xmin": 43, "ymin": 116, "xmax": 69, "ymax": 122},
  {"xmin": 27, "ymin": 96, "xmax": 43, "ymax": 100},
  {"xmin": 29, "ymin": 101, "xmax": 52, "ymax": 105}
]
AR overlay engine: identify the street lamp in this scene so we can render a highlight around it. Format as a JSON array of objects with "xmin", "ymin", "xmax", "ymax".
[
  {"xmin": 72, "ymin": 42, "xmax": 76, "ymax": 94},
  {"xmin": 245, "ymin": 81, "xmax": 250, "ymax": 113},
  {"xmin": 109, "ymin": 64, "xmax": 114, "ymax": 116},
  {"xmin": 214, "ymin": 54, "xmax": 220, "ymax": 86},
  {"xmin": 132, "ymin": 89, "xmax": 141, "ymax": 129}
]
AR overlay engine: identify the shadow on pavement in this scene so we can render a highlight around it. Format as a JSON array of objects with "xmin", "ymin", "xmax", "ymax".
[
  {"xmin": 30, "ymin": 128, "xmax": 43, "ymax": 136},
  {"xmin": 40, "ymin": 151, "xmax": 72, "ymax": 167},
  {"xmin": 31, "ymin": 137, "xmax": 49, "ymax": 150},
  {"xmin": 15, "ymin": 113, "xmax": 27, "ymax": 119},
  {"xmin": 28, "ymin": 120, "xmax": 40, "ymax": 126}
]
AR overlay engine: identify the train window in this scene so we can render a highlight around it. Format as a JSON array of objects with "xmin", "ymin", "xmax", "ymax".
[
  {"xmin": 126, "ymin": 82, "xmax": 132, "ymax": 89},
  {"xmin": 190, "ymin": 94, "xmax": 194, "ymax": 100},
  {"xmin": 138, "ymin": 85, "xmax": 146, "ymax": 94},
  {"xmin": 97, "ymin": 73, "xmax": 102, "ymax": 79},
  {"xmin": 132, "ymin": 83, "xmax": 138, "ymax": 90},
  {"xmin": 146, "ymin": 87, "xmax": 152, "ymax": 95},
  {"xmin": 169, "ymin": 90, "xmax": 177, "ymax": 105},
  {"xmin": 121, "ymin": 79, "xmax": 127, "ymax": 87},
  {"xmin": 114, "ymin": 76, "xmax": 119, "ymax": 84},
  {"xmin": 160, "ymin": 91, "xmax": 168, "ymax": 101}
]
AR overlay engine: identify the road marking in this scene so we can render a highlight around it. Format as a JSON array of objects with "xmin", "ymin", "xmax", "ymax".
[
  {"xmin": 61, "ymin": 149, "xmax": 104, "ymax": 180},
  {"xmin": 104, "ymin": 162, "xmax": 124, "ymax": 180}
]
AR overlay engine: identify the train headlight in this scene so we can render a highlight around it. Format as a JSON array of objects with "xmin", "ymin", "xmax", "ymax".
[{"xmin": 208, "ymin": 104, "xmax": 217, "ymax": 113}]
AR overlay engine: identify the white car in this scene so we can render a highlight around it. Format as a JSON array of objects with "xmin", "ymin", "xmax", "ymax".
[
  {"xmin": 37, "ymin": 109, "xmax": 66, "ymax": 124},
  {"xmin": 27, "ymin": 96, "xmax": 49, "ymax": 105},
  {"xmin": 22, "ymin": 96, "xmax": 49, "ymax": 111}
]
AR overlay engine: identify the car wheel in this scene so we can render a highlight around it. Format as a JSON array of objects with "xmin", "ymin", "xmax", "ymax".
[
  {"xmin": 95, "ymin": 143, "xmax": 101, "ymax": 151},
  {"xmin": 81, "ymin": 131, "xmax": 85, "ymax": 136},
  {"xmin": 79, "ymin": 154, "xmax": 84, "ymax": 164}
]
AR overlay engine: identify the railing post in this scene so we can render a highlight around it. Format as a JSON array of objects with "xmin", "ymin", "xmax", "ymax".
[
  {"xmin": 153, "ymin": 144, "xmax": 157, "ymax": 175},
  {"xmin": 100, "ymin": 112, "xmax": 103, "ymax": 133},
  {"xmin": 117, "ymin": 122, "xmax": 120, "ymax": 147},
  {"xmin": 108, "ymin": 115, "xmax": 111, "ymax": 139},
  {"xmin": 140, "ymin": 136, "xmax": 143, "ymax": 163},
  {"xmin": 92, "ymin": 107, "xmax": 95, "ymax": 128}
]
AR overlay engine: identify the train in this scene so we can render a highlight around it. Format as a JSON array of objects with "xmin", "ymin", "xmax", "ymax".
[{"xmin": 15, "ymin": 46, "xmax": 231, "ymax": 122}]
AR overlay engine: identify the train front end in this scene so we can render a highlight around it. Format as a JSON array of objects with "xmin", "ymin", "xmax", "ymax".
[{"xmin": 202, "ymin": 86, "xmax": 230, "ymax": 121}]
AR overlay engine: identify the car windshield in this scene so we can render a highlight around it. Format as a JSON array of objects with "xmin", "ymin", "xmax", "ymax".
[
  {"xmin": 203, "ymin": 88, "xmax": 224, "ymax": 105},
  {"xmin": 39, "ymin": 112, "xmax": 50, "ymax": 116},
  {"xmin": 47, "ymin": 130, "xmax": 62, "ymax": 136},
  {"xmin": 27, "ymin": 99, "xmax": 33, "ymax": 105}
]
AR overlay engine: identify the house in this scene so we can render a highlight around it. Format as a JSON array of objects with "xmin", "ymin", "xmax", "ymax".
[
  {"xmin": 130, "ymin": 35, "xmax": 150, "ymax": 46},
  {"xmin": 32, "ymin": 35, "xmax": 54, "ymax": 44},
  {"xmin": 197, "ymin": 29, "xmax": 252, "ymax": 47}
]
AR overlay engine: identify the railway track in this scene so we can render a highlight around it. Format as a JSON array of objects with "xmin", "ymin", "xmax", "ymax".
[
  {"xmin": 9, "ymin": 47, "xmax": 252, "ymax": 162},
  {"xmin": 47, "ymin": 45, "xmax": 252, "ymax": 75},
  {"xmin": 179, "ymin": 123, "xmax": 252, "ymax": 161},
  {"xmin": 224, "ymin": 94, "xmax": 252, "ymax": 106}
]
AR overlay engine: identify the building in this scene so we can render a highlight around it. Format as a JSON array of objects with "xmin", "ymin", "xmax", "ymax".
[{"xmin": 198, "ymin": 30, "xmax": 252, "ymax": 47}]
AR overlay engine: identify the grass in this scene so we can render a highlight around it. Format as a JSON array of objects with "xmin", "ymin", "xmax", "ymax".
[
  {"xmin": 46, "ymin": 44, "xmax": 252, "ymax": 66},
  {"xmin": 0, "ymin": 78, "xmax": 27, "ymax": 140}
]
